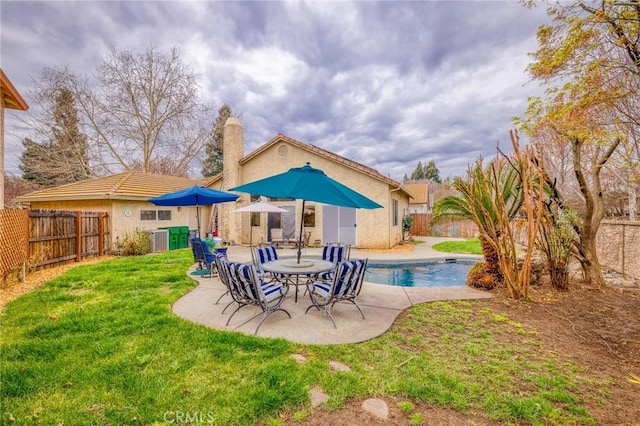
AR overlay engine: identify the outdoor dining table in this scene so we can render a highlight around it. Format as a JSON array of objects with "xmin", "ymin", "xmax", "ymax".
[{"xmin": 260, "ymin": 258, "xmax": 335, "ymax": 302}]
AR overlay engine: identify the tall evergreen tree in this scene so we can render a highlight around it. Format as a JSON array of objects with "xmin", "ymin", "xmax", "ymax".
[
  {"xmin": 19, "ymin": 88, "xmax": 90, "ymax": 187},
  {"xmin": 423, "ymin": 160, "xmax": 441, "ymax": 183},
  {"xmin": 19, "ymin": 138, "xmax": 52, "ymax": 186},
  {"xmin": 202, "ymin": 104, "xmax": 232, "ymax": 177},
  {"xmin": 411, "ymin": 161, "xmax": 424, "ymax": 180},
  {"xmin": 50, "ymin": 87, "xmax": 91, "ymax": 183},
  {"xmin": 407, "ymin": 159, "xmax": 441, "ymax": 182}
]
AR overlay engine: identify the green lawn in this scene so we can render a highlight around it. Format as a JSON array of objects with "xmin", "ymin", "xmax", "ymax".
[
  {"xmin": 1, "ymin": 250, "xmax": 607, "ymax": 424},
  {"xmin": 432, "ymin": 237, "xmax": 483, "ymax": 255}
]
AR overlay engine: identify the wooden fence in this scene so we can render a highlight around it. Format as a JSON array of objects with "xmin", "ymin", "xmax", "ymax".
[
  {"xmin": 1, "ymin": 209, "xmax": 111, "ymax": 277},
  {"xmin": 409, "ymin": 213, "xmax": 478, "ymax": 238}
]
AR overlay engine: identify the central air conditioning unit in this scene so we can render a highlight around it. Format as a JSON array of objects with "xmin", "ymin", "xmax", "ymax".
[{"xmin": 144, "ymin": 229, "xmax": 169, "ymax": 253}]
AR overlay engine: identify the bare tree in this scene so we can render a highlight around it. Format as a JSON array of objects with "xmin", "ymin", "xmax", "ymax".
[
  {"xmin": 29, "ymin": 46, "xmax": 211, "ymax": 177},
  {"xmin": 4, "ymin": 174, "xmax": 41, "ymax": 207}
]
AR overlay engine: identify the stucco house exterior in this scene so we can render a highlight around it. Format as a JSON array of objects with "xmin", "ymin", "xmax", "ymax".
[
  {"xmin": 213, "ymin": 118, "xmax": 412, "ymax": 249},
  {"xmin": 14, "ymin": 172, "xmax": 205, "ymax": 249},
  {"xmin": 16, "ymin": 117, "xmax": 412, "ymax": 249}
]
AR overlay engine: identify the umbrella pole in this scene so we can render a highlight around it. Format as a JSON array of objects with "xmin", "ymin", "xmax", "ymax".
[
  {"xmin": 297, "ymin": 200, "xmax": 305, "ymax": 263},
  {"xmin": 196, "ymin": 205, "xmax": 201, "ymax": 238}
]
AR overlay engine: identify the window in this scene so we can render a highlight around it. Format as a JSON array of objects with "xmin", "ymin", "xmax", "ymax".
[
  {"xmin": 140, "ymin": 210, "xmax": 172, "ymax": 221},
  {"xmin": 392, "ymin": 199, "xmax": 399, "ymax": 226},
  {"xmin": 303, "ymin": 205, "xmax": 315, "ymax": 227},
  {"xmin": 140, "ymin": 210, "xmax": 156, "ymax": 221},
  {"xmin": 250, "ymin": 212, "xmax": 260, "ymax": 226}
]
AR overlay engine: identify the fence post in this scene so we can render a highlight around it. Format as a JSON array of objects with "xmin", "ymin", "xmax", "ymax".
[
  {"xmin": 98, "ymin": 212, "xmax": 104, "ymax": 257},
  {"xmin": 23, "ymin": 211, "xmax": 29, "ymax": 281},
  {"xmin": 76, "ymin": 211, "xmax": 82, "ymax": 262},
  {"xmin": 621, "ymin": 223, "xmax": 626, "ymax": 277}
]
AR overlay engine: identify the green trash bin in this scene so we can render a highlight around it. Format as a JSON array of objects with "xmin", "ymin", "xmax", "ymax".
[
  {"xmin": 159, "ymin": 227, "xmax": 180, "ymax": 250},
  {"xmin": 177, "ymin": 226, "xmax": 189, "ymax": 249}
]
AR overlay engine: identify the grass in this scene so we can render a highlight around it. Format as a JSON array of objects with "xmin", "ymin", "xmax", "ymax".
[
  {"xmin": 432, "ymin": 237, "xmax": 483, "ymax": 255},
  {"xmin": 1, "ymin": 249, "xmax": 609, "ymax": 424}
]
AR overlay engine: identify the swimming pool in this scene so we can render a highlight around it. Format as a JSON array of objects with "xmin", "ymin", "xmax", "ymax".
[{"xmin": 364, "ymin": 259, "xmax": 476, "ymax": 288}]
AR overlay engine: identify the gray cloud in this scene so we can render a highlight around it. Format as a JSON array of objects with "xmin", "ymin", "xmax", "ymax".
[{"xmin": 2, "ymin": 0, "xmax": 550, "ymax": 181}]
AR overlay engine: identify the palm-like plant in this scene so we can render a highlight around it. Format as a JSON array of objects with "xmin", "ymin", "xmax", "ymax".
[{"xmin": 432, "ymin": 158, "xmax": 524, "ymax": 284}]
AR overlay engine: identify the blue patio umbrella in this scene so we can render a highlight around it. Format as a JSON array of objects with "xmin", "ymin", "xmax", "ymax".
[
  {"xmin": 149, "ymin": 186, "xmax": 239, "ymax": 236},
  {"xmin": 229, "ymin": 162, "xmax": 383, "ymax": 262}
]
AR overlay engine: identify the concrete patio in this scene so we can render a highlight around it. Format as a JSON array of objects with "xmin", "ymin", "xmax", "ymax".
[{"xmin": 172, "ymin": 237, "xmax": 491, "ymax": 344}]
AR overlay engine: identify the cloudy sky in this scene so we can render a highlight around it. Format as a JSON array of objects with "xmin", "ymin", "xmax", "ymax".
[{"xmin": 2, "ymin": 1, "xmax": 551, "ymax": 182}]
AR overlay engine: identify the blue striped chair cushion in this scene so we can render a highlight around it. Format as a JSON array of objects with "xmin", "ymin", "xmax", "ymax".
[
  {"xmin": 234, "ymin": 262, "xmax": 284, "ymax": 303},
  {"xmin": 333, "ymin": 260, "xmax": 365, "ymax": 297},
  {"xmin": 322, "ymin": 245, "xmax": 345, "ymax": 264},
  {"xmin": 311, "ymin": 281, "xmax": 332, "ymax": 298},
  {"xmin": 256, "ymin": 246, "xmax": 279, "ymax": 264}
]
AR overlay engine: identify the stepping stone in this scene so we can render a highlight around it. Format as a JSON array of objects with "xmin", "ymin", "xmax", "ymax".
[
  {"xmin": 362, "ymin": 398, "xmax": 389, "ymax": 420},
  {"xmin": 290, "ymin": 354, "xmax": 307, "ymax": 363},
  {"xmin": 310, "ymin": 386, "xmax": 329, "ymax": 407},
  {"xmin": 328, "ymin": 360, "xmax": 351, "ymax": 372}
]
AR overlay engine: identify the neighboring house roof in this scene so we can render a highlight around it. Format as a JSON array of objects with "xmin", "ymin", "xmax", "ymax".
[
  {"xmin": 404, "ymin": 183, "xmax": 429, "ymax": 204},
  {"xmin": 15, "ymin": 171, "xmax": 199, "ymax": 203},
  {"xmin": 1, "ymin": 69, "xmax": 29, "ymax": 111},
  {"xmin": 241, "ymin": 133, "xmax": 414, "ymax": 199},
  {"xmin": 199, "ymin": 173, "xmax": 223, "ymax": 188}
]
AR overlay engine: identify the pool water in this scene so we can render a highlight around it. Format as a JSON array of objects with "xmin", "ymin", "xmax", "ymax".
[{"xmin": 364, "ymin": 259, "xmax": 476, "ymax": 287}]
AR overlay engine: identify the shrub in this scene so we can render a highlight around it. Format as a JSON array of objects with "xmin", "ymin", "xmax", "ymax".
[
  {"xmin": 466, "ymin": 261, "xmax": 497, "ymax": 290},
  {"xmin": 402, "ymin": 215, "xmax": 414, "ymax": 240},
  {"xmin": 114, "ymin": 230, "xmax": 151, "ymax": 256}
]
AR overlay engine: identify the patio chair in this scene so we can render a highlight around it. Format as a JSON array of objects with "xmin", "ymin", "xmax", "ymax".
[
  {"xmin": 213, "ymin": 252, "xmax": 232, "ymax": 306},
  {"xmin": 270, "ymin": 228, "xmax": 285, "ymax": 246},
  {"xmin": 217, "ymin": 257, "xmax": 258, "ymax": 325},
  {"xmin": 228, "ymin": 261, "xmax": 291, "ymax": 334},
  {"xmin": 317, "ymin": 242, "xmax": 351, "ymax": 280},
  {"xmin": 191, "ymin": 237, "xmax": 205, "ymax": 266},
  {"xmin": 191, "ymin": 238, "xmax": 215, "ymax": 277},
  {"xmin": 253, "ymin": 245, "xmax": 286, "ymax": 282},
  {"xmin": 305, "ymin": 258, "xmax": 368, "ymax": 328}
]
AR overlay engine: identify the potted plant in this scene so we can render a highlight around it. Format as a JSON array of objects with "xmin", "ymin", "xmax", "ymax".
[
  {"xmin": 203, "ymin": 237, "xmax": 216, "ymax": 249},
  {"xmin": 214, "ymin": 243, "xmax": 229, "ymax": 256}
]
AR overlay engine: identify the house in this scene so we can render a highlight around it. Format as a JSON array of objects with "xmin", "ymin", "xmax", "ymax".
[
  {"xmin": 14, "ymin": 172, "xmax": 205, "ymax": 248},
  {"xmin": 1, "ymin": 69, "xmax": 29, "ymax": 208},
  {"xmin": 404, "ymin": 182, "xmax": 430, "ymax": 213},
  {"xmin": 212, "ymin": 117, "xmax": 413, "ymax": 249},
  {"xmin": 16, "ymin": 117, "xmax": 413, "ymax": 249}
]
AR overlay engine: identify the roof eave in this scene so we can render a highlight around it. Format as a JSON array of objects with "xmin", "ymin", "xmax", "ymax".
[
  {"xmin": 14, "ymin": 195, "xmax": 158, "ymax": 203},
  {"xmin": 241, "ymin": 134, "xmax": 411, "ymax": 196},
  {"xmin": 1, "ymin": 69, "xmax": 29, "ymax": 111}
]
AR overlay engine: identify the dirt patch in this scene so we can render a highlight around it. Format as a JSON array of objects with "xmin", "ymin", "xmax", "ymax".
[{"xmin": 284, "ymin": 275, "xmax": 640, "ymax": 425}]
